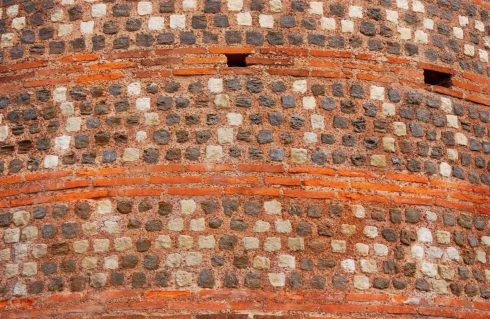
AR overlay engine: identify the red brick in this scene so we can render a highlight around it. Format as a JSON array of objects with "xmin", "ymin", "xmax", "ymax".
[
  {"xmin": 356, "ymin": 72, "xmax": 394, "ymax": 83},
  {"xmin": 148, "ymin": 176, "xmax": 202, "ymax": 184},
  {"xmin": 183, "ymin": 56, "xmax": 227, "ymax": 64},
  {"xmin": 268, "ymin": 68, "xmax": 309, "ymax": 77},
  {"xmin": 263, "ymin": 176, "xmax": 301, "ymax": 186},
  {"xmin": 238, "ymin": 164, "xmax": 285, "ymax": 173},
  {"xmin": 173, "ymin": 68, "xmax": 216, "ymax": 76},
  {"xmin": 10, "ymin": 59, "xmax": 48, "ymax": 71},
  {"xmin": 308, "ymin": 59, "xmax": 338, "ymax": 68},
  {"xmin": 259, "ymin": 47, "xmax": 308, "ymax": 56},
  {"xmin": 94, "ymin": 177, "xmax": 147, "ymax": 187},
  {"xmin": 110, "ymin": 189, "xmax": 163, "ymax": 196},
  {"xmin": 155, "ymin": 48, "xmax": 206, "ymax": 55},
  {"xmin": 107, "ymin": 49, "xmax": 152, "ymax": 59},
  {"xmin": 88, "ymin": 61, "xmax": 136, "ymax": 71},
  {"xmin": 311, "ymin": 70, "xmax": 351, "ymax": 78},
  {"xmin": 246, "ymin": 56, "xmax": 293, "ymax": 65},
  {"xmin": 310, "ymin": 49, "xmax": 352, "ymax": 58},
  {"xmin": 283, "ymin": 189, "xmax": 336, "ymax": 199},
  {"xmin": 288, "ymin": 166, "xmax": 336, "ymax": 176},
  {"xmin": 352, "ymin": 181, "xmax": 401, "ymax": 192},
  {"xmin": 465, "ymin": 93, "xmax": 490, "ymax": 107},
  {"xmin": 302, "ymin": 179, "xmax": 349, "ymax": 188},
  {"xmin": 25, "ymin": 170, "xmax": 71, "ymax": 181},
  {"xmin": 432, "ymin": 85, "xmax": 464, "ymax": 99},
  {"xmin": 143, "ymin": 290, "xmax": 192, "ymax": 299},
  {"xmin": 168, "ymin": 187, "xmax": 222, "ymax": 196},
  {"xmin": 385, "ymin": 172, "xmax": 429, "ymax": 184},
  {"xmin": 75, "ymin": 72, "xmax": 124, "ymax": 83},
  {"xmin": 140, "ymin": 57, "xmax": 182, "ymax": 66},
  {"xmin": 345, "ymin": 293, "xmax": 390, "ymax": 302},
  {"xmin": 204, "ymin": 176, "xmax": 259, "ymax": 184},
  {"xmin": 339, "ymin": 192, "xmax": 389, "ymax": 203},
  {"xmin": 60, "ymin": 53, "xmax": 99, "ymax": 63},
  {"xmin": 224, "ymin": 187, "xmax": 281, "ymax": 196},
  {"xmin": 134, "ymin": 69, "xmax": 172, "ymax": 78},
  {"xmin": 23, "ymin": 76, "xmax": 70, "ymax": 88},
  {"xmin": 208, "ymin": 47, "xmax": 255, "ymax": 54},
  {"xmin": 337, "ymin": 169, "xmax": 376, "ymax": 178}
]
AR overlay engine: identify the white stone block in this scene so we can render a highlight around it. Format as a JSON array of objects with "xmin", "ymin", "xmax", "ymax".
[
  {"xmin": 439, "ymin": 162, "xmax": 452, "ymax": 177},
  {"xmin": 417, "ymin": 227, "xmax": 433, "ymax": 243},
  {"xmin": 308, "ymin": 2, "xmax": 323, "ymax": 15},
  {"xmin": 311, "ymin": 114, "xmax": 324, "ymax": 129},
  {"xmin": 386, "ymin": 10, "xmax": 398, "ymax": 23},
  {"xmin": 127, "ymin": 82, "xmax": 141, "ymax": 96},
  {"xmin": 80, "ymin": 21, "xmax": 94, "ymax": 34},
  {"xmin": 341, "ymin": 259, "xmax": 355, "ymax": 272},
  {"xmin": 217, "ymin": 128, "xmax": 233, "ymax": 144},
  {"xmin": 170, "ymin": 15, "xmax": 185, "ymax": 29},
  {"xmin": 291, "ymin": 148, "xmax": 307, "ymax": 163},
  {"xmin": 183, "ymin": 0, "xmax": 197, "ymax": 10},
  {"xmin": 0, "ymin": 126, "xmax": 8, "ymax": 142},
  {"xmin": 123, "ymin": 148, "xmax": 139, "ymax": 161},
  {"xmin": 412, "ymin": 0, "xmax": 425, "ymax": 12},
  {"xmin": 268, "ymin": 273, "xmax": 285, "ymax": 287},
  {"xmin": 303, "ymin": 132, "xmax": 317, "ymax": 144},
  {"xmin": 11, "ymin": 17, "xmax": 25, "ymax": 30},
  {"xmin": 180, "ymin": 199, "xmax": 196, "ymax": 214},
  {"xmin": 148, "ymin": 17, "xmax": 164, "ymax": 30},
  {"xmin": 302, "ymin": 96, "xmax": 316, "ymax": 109},
  {"xmin": 264, "ymin": 200, "xmax": 281, "ymax": 214},
  {"xmin": 370, "ymin": 85, "xmax": 385, "ymax": 100},
  {"xmin": 269, "ymin": 0, "xmax": 282, "ymax": 12},
  {"xmin": 227, "ymin": 113, "xmax": 243, "ymax": 126},
  {"xmin": 227, "ymin": 0, "xmax": 243, "ymax": 11},
  {"xmin": 208, "ymin": 78, "xmax": 223, "ymax": 93},
  {"xmin": 348, "ymin": 6, "xmax": 363, "ymax": 18},
  {"xmin": 341, "ymin": 20, "xmax": 354, "ymax": 33},
  {"xmin": 97, "ymin": 200, "xmax": 111, "ymax": 214},
  {"xmin": 320, "ymin": 17, "xmax": 336, "ymax": 30},
  {"xmin": 44, "ymin": 155, "xmax": 59, "ymax": 169},
  {"xmin": 243, "ymin": 237, "xmax": 259, "ymax": 250},
  {"xmin": 423, "ymin": 18, "xmax": 434, "ymax": 30},
  {"xmin": 137, "ymin": 1, "xmax": 152, "ymax": 15},
  {"xmin": 206, "ymin": 145, "xmax": 223, "ymax": 161},
  {"xmin": 259, "ymin": 15, "xmax": 274, "ymax": 28},
  {"xmin": 236, "ymin": 12, "xmax": 252, "ymax": 26},
  {"xmin": 91, "ymin": 3, "xmax": 106, "ymax": 17},
  {"xmin": 278, "ymin": 254, "xmax": 295, "ymax": 269},
  {"xmin": 66, "ymin": 117, "xmax": 81, "ymax": 132}
]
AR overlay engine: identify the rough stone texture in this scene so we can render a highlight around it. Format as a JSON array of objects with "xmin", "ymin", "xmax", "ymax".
[{"xmin": 0, "ymin": 1, "xmax": 488, "ymax": 318}]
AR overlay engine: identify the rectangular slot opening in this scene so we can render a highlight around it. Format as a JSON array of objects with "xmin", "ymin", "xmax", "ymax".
[
  {"xmin": 423, "ymin": 69, "xmax": 452, "ymax": 88},
  {"xmin": 226, "ymin": 54, "xmax": 249, "ymax": 67}
]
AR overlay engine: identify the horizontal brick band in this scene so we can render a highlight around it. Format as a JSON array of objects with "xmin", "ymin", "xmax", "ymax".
[
  {"xmin": 1, "ymin": 289, "xmax": 490, "ymax": 319},
  {"xmin": 0, "ymin": 49, "xmax": 489, "ymax": 107},
  {"xmin": 0, "ymin": 164, "xmax": 488, "ymax": 214}
]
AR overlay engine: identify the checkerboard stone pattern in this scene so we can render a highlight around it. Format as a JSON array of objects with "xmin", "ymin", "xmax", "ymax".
[{"xmin": 0, "ymin": 0, "xmax": 489, "ymax": 318}]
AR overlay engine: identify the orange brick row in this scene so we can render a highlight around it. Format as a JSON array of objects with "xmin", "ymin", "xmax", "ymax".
[
  {"xmin": 0, "ymin": 47, "xmax": 488, "ymax": 107},
  {"xmin": 1, "ymin": 289, "xmax": 489, "ymax": 319},
  {"xmin": 0, "ymin": 164, "xmax": 488, "ymax": 214}
]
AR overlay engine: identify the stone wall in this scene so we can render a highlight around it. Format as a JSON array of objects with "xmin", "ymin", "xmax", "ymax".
[{"xmin": 0, "ymin": 0, "xmax": 489, "ymax": 318}]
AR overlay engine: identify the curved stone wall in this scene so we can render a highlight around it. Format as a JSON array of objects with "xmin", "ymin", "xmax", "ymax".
[{"xmin": 0, "ymin": 0, "xmax": 489, "ymax": 318}]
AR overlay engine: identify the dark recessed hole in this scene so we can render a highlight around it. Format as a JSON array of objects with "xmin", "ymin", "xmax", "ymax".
[
  {"xmin": 423, "ymin": 69, "xmax": 452, "ymax": 88},
  {"xmin": 226, "ymin": 54, "xmax": 249, "ymax": 67}
]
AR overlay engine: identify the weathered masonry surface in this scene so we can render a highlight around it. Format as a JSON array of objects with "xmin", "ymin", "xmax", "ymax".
[{"xmin": 0, "ymin": 0, "xmax": 489, "ymax": 318}]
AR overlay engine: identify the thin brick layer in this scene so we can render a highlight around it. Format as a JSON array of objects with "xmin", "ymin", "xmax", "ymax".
[{"xmin": 0, "ymin": 0, "xmax": 489, "ymax": 318}]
